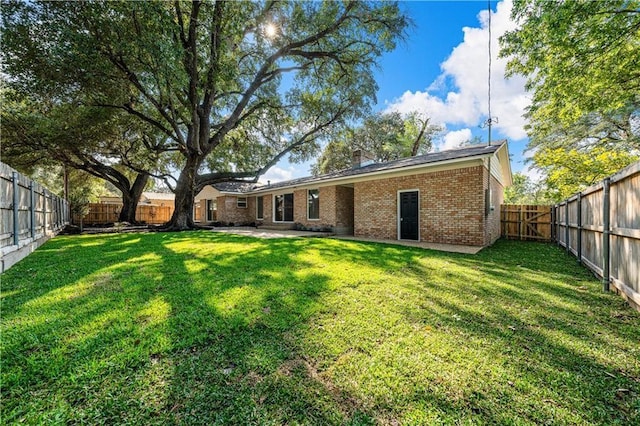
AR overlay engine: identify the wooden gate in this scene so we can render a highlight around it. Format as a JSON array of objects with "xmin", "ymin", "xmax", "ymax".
[{"xmin": 501, "ymin": 204, "xmax": 552, "ymax": 241}]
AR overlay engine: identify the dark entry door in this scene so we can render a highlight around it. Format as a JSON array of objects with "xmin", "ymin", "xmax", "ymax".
[{"xmin": 399, "ymin": 191, "xmax": 419, "ymax": 240}]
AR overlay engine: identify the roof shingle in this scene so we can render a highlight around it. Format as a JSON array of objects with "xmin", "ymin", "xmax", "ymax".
[{"xmin": 212, "ymin": 141, "xmax": 505, "ymax": 194}]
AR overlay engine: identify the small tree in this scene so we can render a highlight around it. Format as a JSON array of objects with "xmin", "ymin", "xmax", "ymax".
[{"xmin": 69, "ymin": 193, "xmax": 91, "ymax": 233}]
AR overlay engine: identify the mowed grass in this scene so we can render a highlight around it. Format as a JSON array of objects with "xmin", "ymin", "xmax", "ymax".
[{"xmin": 1, "ymin": 232, "xmax": 639, "ymax": 425}]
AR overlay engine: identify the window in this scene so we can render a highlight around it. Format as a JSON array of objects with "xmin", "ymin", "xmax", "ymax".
[
  {"xmin": 237, "ymin": 197, "xmax": 247, "ymax": 208},
  {"xmin": 256, "ymin": 196, "xmax": 264, "ymax": 219},
  {"xmin": 206, "ymin": 199, "xmax": 216, "ymax": 221},
  {"xmin": 307, "ymin": 189, "xmax": 319, "ymax": 220},
  {"xmin": 274, "ymin": 193, "xmax": 294, "ymax": 222}
]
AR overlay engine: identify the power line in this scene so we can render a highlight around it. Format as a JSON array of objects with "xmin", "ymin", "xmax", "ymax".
[{"xmin": 481, "ymin": 0, "xmax": 498, "ymax": 145}]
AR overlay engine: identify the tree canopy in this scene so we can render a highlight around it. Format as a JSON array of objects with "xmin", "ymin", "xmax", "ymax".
[
  {"xmin": 500, "ymin": 0, "xmax": 639, "ymax": 199},
  {"xmin": 311, "ymin": 111, "xmax": 442, "ymax": 175},
  {"xmin": 532, "ymin": 145, "xmax": 637, "ymax": 201},
  {"xmin": 501, "ymin": 0, "xmax": 640, "ymax": 135},
  {"xmin": 0, "ymin": 89, "xmax": 161, "ymax": 222},
  {"xmin": 2, "ymin": 0, "xmax": 408, "ymax": 229}
]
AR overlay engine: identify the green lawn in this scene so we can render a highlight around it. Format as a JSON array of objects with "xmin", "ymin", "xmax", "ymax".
[{"xmin": 1, "ymin": 232, "xmax": 638, "ymax": 425}]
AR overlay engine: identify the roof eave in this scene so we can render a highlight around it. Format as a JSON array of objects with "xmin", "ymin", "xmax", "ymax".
[{"xmin": 248, "ymin": 151, "xmax": 497, "ymax": 194}]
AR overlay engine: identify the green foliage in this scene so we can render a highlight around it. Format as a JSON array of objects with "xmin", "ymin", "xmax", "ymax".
[
  {"xmin": 1, "ymin": 88, "xmax": 160, "ymax": 196},
  {"xmin": 2, "ymin": 233, "xmax": 638, "ymax": 423},
  {"xmin": 67, "ymin": 193, "xmax": 91, "ymax": 218},
  {"xmin": 533, "ymin": 146, "xmax": 638, "ymax": 200},
  {"xmin": 500, "ymin": 1, "xmax": 640, "ymax": 197},
  {"xmin": 2, "ymin": 1, "xmax": 409, "ymax": 227},
  {"xmin": 504, "ymin": 172, "xmax": 553, "ymax": 205},
  {"xmin": 312, "ymin": 111, "xmax": 443, "ymax": 175},
  {"xmin": 501, "ymin": 0, "xmax": 640, "ymax": 127}
]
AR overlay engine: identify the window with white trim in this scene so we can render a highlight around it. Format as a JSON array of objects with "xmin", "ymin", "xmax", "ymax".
[
  {"xmin": 307, "ymin": 189, "xmax": 319, "ymax": 220},
  {"xmin": 237, "ymin": 197, "xmax": 247, "ymax": 208},
  {"xmin": 206, "ymin": 199, "xmax": 216, "ymax": 221}
]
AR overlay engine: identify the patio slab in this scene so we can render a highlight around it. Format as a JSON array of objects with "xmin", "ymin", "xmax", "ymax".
[
  {"xmin": 211, "ymin": 227, "xmax": 482, "ymax": 254},
  {"xmin": 330, "ymin": 235, "xmax": 483, "ymax": 254},
  {"xmin": 211, "ymin": 227, "xmax": 333, "ymax": 239}
]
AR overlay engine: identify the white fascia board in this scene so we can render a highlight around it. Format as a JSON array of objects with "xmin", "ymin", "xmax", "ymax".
[{"xmin": 497, "ymin": 143, "xmax": 513, "ymax": 187}]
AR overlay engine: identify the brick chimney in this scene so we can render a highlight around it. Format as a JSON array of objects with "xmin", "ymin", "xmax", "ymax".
[{"xmin": 352, "ymin": 149, "xmax": 375, "ymax": 168}]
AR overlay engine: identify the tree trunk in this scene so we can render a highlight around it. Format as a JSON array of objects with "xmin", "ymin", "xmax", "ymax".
[
  {"xmin": 63, "ymin": 164, "xmax": 69, "ymax": 200},
  {"xmin": 118, "ymin": 173, "xmax": 149, "ymax": 223},
  {"xmin": 411, "ymin": 118, "xmax": 430, "ymax": 156},
  {"xmin": 166, "ymin": 157, "xmax": 200, "ymax": 230}
]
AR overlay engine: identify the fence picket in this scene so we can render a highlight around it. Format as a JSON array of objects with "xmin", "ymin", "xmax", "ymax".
[
  {"xmin": 72, "ymin": 203, "xmax": 173, "ymax": 225},
  {"xmin": 1, "ymin": 162, "xmax": 70, "ymax": 271},
  {"xmin": 501, "ymin": 162, "xmax": 639, "ymax": 311}
]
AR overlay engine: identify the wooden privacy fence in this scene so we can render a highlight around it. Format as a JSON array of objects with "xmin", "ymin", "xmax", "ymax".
[
  {"xmin": 1, "ymin": 162, "xmax": 69, "ymax": 271},
  {"xmin": 501, "ymin": 205, "xmax": 552, "ymax": 241},
  {"xmin": 72, "ymin": 203, "xmax": 173, "ymax": 225},
  {"xmin": 552, "ymin": 161, "xmax": 640, "ymax": 310}
]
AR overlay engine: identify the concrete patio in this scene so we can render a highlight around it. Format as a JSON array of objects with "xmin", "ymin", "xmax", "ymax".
[{"xmin": 210, "ymin": 227, "xmax": 482, "ymax": 254}]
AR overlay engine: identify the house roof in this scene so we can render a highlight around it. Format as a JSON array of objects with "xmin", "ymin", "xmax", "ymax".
[
  {"xmin": 213, "ymin": 181, "xmax": 261, "ymax": 193},
  {"xmin": 142, "ymin": 191, "xmax": 175, "ymax": 200},
  {"xmin": 210, "ymin": 141, "xmax": 509, "ymax": 194}
]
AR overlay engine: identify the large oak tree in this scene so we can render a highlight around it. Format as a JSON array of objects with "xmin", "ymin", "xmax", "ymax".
[
  {"xmin": 1, "ymin": 91, "xmax": 161, "ymax": 223},
  {"xmin": 500, "ymin": 0, "xmax": 639, "ymax": 196},
  {"xmin": 2, "ymin": 1, "xmax": 408, "ymax": 229}
]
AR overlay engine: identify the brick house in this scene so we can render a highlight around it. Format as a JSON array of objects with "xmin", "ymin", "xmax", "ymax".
[{"xmin": 196, "ymin": 141, "xmax": 512, "ymax": 247}]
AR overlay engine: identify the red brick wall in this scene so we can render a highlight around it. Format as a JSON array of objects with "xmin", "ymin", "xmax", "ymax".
[
  {"xmin": 291, "ymin": 187, "xmax": 334, "ymax": 229},
  {"xmin": 335, "ymin": 186, "xmax": 354, "ymax": 234},
  {"xmin": 258, "ymin": 194, "xmax": 273, "ymax": 224},
  {"xmin": 293, "ymin": 189, "xmax": 308, "ymax": 224},
  {"xmin": 255, "ymin": 186, "xmax": 353, "ymax": 233},
  {"xmin": 353, "ymin": 166, "xmax": 488, "ymax": 246},
  {"xmin": 216, "ymin": 195, "xmax": 255, "ymax": 225}
]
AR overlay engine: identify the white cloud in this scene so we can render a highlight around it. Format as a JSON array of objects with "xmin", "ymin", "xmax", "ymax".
[
  {"xmin": 386, "ymin": 0, "xmax": 529, "ymax": 141},
  {"xmin": 259, "ymin": 165, "xmax": 294, "ymax": 184},
  {"xmin": 440, "ymin": 128, "xmax": 472, "ymax": 151},
  {"xmin": 520, "ymin": 163, "xmax": 543, "ymax": 183}
]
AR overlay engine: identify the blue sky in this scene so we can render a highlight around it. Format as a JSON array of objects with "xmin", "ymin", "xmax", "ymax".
[{"xmin": 262, "ymin": 0, "xmax": 532, "ymax": 183}]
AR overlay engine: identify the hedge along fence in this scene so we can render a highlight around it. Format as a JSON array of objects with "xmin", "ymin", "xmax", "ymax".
[
  {"xmin": 552, "ymin": 161, "xmax": 640, "ymax": 311},
  {"xmin": 0, "ymin": 162, "xmax": 69, "ymax": 272}
]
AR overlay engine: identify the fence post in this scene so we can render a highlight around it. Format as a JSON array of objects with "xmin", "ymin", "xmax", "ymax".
[
  {"xmin": 602, "ymin": 178, "xmax": 611, "ymax": 292},
  {"xmin": 12, "ymin": 171, "xmax": 19, "ymax": 246},
  {"xmin": 517, "ymin": 205, "xmax": 522, "ymax": 240},
  {"xmin": 553, "ymin": 205, "xmax": 557, "ymax": 242},
  {"xmin": 57, "ymin": 197, "xmax": 61, "ymax": 229},
  {"xmin": 43, "ymin": 189, "xmax": 48, "ymax": 234},
  {"xmin": 551, "ymin": 205, "xmax": 556, "ymax": 242},
  {"xmin": 565, "ymin": 202, "xmax": 570, "ymax": 254},
  {"xmin": 30, "ymin": 182, "xmax": 35, "ymax": 238},
  {"xmin": 576, "ymin": 193, "xmax": 582, "ymax": 264}
]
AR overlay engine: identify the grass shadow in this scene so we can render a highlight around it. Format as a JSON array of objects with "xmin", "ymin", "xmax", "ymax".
[{"xmin": 1, "ymin": 234, "xmax": 638, "ymax": 424}]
